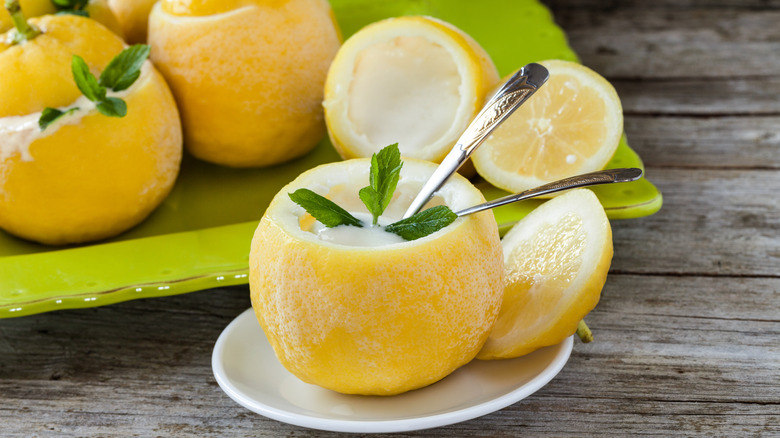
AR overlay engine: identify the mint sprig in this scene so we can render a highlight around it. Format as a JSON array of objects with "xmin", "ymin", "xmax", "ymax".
[
  {"xmin": 384, "ymin": 205, "xmax": 458, "ymax": 241},
  {"xmin": 359, "ymin": 143, "xmax": 402, "ymax": 225},
  {"xmin": 38, "ymin": 45, "xmax": 150, "ymax": 130},
  {"xmin": 288, "ymin": 189, "xmax": 363, "ymax": 228},
  {"xmin": 99, "ymin": 44, "xmax": 151, "ymax": 92},
  {"xmin": 38, "ymin": 107, "xmax": 79, "ymax": 130},
  {"xmin": 288, "ymin": 144, "xmax": 459, "ymax": 241}
]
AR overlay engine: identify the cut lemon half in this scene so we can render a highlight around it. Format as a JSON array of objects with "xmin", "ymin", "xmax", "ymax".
[
  {"xmin": 477, "ymin": 188, "xmax": 613, "ymax": 360},
  {"xmin": 323, "ymin": 15, "xmax": 499, "ymax": 163},
  {"xmin": 473, "ymin": 59, "xmax": 623, "ymax": 194}
]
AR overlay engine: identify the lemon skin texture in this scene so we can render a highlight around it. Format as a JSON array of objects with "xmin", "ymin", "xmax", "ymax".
[
  {"xmin": 148, "ymin": 0, "xmax": 341, "ymax": 167},
  {"xmin": 249, "ymin": 159, "xmax": 503, "ymax": 395}
]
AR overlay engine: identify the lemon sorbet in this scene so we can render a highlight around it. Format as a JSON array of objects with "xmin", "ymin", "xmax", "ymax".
[
  {"xmin": 323, "ymin": 16, "xmax": 499, "ymax": 164},
  {"xmin": 249, "ymin": 159, "xmax": 503, "ymax": 395},
  {"xmin": 0, "ymin": 13, "xmax": 181, "ymax": 245},
  {"xmin": 148, "ymin": 0, "xmax": 341, "ymax": 167}
]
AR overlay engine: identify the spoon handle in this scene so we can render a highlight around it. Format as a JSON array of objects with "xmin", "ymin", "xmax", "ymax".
[
  {"xmin": 402, "ymin": 63, "xmax": 550, "ymax": 218},
  {"xmin": 455, "ymin": 168, "xmax": 643, "ymax": 217}
]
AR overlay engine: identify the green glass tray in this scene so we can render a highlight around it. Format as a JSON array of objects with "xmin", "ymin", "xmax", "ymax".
[{"xmin": 0, "ymin": 0, "xmax": 662, "ymax": 318}]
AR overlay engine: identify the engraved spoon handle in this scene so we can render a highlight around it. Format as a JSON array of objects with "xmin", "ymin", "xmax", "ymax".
[
  {"xmin": 455, "ymin": 168, "xmax": 643, "ymax": 217},
  {"xmin": 402, "ymin": 62, "xmax": 550, "ymax": 218}
]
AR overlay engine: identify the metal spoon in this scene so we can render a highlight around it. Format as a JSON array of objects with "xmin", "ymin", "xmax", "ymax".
[
  {"xmin": 402, "ymin": 62, "xmax": 550, "ymax": 218},
  {"xmin": 455, "ymin": 167, "xmax": 643, "ymax": 217}
]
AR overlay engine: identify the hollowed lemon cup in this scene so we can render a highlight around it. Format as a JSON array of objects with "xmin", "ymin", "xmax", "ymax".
[{"xmin": 249, "ymin": 159, "xmax": 503, "ymax": 396}]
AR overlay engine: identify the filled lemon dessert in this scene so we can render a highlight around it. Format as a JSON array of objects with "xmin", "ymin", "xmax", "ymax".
[
  {"xmin": 148, "ymin": 0, "xmax": 342, "ymax": 167},
  {"xmin": 0, "ymin": 5, "xmax": 181, "ymax": 245},
  {"xmin": 249, "ymin": 145, "xmax": 504, "ymax": 395},
  {"xmin": 323, "ymin": 16, "xmax": 499, "ymax": 165}
]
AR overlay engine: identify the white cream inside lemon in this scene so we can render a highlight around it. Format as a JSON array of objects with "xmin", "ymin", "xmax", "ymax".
[
  {"xmin": 307, "ymin": 211, "xmax": 406, "ymax": 247},
  {"xmin": 0, "ymin": 61, "xmax": 153, "ymax": 162},
  {"xmin": 347, "ymin": 36, "xmax": 461, "ymax": 156}
]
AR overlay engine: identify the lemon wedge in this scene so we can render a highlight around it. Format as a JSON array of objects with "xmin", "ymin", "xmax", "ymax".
[{"xmin": 478, "ymin": 188, "xmax": 613, "ymax": 360}]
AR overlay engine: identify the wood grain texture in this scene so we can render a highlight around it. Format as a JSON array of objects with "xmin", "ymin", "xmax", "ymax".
[{"xmin": 2, "ymin": 1, "xmax": 779, "ymax": 436}]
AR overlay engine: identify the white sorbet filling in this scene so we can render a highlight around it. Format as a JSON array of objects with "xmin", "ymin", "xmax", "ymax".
[
  {"xmin": 307, "ymin": 211, "xmax": 406, "ymax": 247},
  {"xmin": 347, "ymin": 35, "xmax": 461, "ymax": 155},
  {"xmin": 0, "ymin": 61, "xmax": 152, "ymax": 162}
]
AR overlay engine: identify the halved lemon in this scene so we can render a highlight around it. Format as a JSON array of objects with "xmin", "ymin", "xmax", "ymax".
[
  {"xmin": 472, "ymin": 59, "xmax": 623, "ymax": 194},
  {"xmin": 249, "ymin": 158, "xmax": 503, "ymax": 395},
  {"xmin": 477, "ymin": 188, "xmax": 613, "ymax": 360},
  {"xmin": 323, "ymin": 15, "xmax": 499, "ymax": 163}
]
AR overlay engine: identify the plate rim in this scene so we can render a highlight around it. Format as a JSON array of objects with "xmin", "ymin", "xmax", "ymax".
[{"xmin": 211, "ymin": 308, "xmax": 574, "ymax": 433}]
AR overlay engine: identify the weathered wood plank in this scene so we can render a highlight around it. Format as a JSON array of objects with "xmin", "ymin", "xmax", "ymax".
[
  {"xmin": 544, "ymin": 5, "xmax": 780, "ymax": 79},
  {"xmin": 615, "ymin": 78, "xmax": 780, "ymax": 116},
  {"xmin": 1, "ymin": 273, "xmax": 777, "ymax": 436},
  {"xmin": 624, "ymin": 115, "xmax": 780, "ymax": 169},
  {"xmin": 610, "ymin": 168, "xmax": 780, "ymax": 277}
]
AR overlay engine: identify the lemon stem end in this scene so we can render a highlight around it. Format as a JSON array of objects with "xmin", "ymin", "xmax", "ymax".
[
  {"xmin": 5, "ymin": 0, "xmax": 41, "ymax": 43},
  {"xmin": 576, "ymin": 320, "xmax": 593, "ymax": 343}
]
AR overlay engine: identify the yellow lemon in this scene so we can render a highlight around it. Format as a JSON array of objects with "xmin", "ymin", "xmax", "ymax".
[
  {"xmin": 323, "ymin": 16, "xmax": 499, "ymax": 164},
  {"xmin": 249, "ymin": 158, "xmax": 503, "ymax": 395},
  {"xmin": 107, "ymin": 0, "xmax": 157, "ymax": 43},
  {"xmin": 478, "ymin": 189, "xmax": 613, "ymax": 360},
  {"xmin": 148, "ymin": 0, "xmax": 341, "ymax": 167},
  {"xmin": 1, "ymin": 0, "xmax": 124, "ymax": 37},
  {"xmin": 472, "ymin": 59, "xmax": 623, "ymax": 194},
  {"xmin": 0, "ymin": 14, "xmax": 181, "ymax": 245}
]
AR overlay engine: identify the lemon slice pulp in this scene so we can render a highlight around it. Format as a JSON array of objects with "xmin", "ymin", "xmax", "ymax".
[{"xmin": 473, "ymin": 59, "xmax": 623, "ymax": 194}]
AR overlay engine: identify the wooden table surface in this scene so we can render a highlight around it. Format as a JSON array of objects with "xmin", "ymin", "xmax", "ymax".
[{"xmin": 2, "ymin": 1, "xmax": 779, "ymax": 436}]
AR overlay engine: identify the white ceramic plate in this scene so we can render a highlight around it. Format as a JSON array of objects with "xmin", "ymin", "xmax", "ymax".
[{"xmin": 212, "ymin": 309, "xmax": 573, "ymax": 433}]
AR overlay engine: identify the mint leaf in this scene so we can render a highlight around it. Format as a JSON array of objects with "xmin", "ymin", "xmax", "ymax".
[
  {"xmin": 360, "ymin": 143, "xmax": 402, "ymax": 225},
  {"xmin": 96, "ymin": 97, "xmax": 127, "ymax": 117},
  {"xmin": 358, "ymin": 186, "xmax": 381, "ymax": 223},
  {"xmin": 385, "ymin": 205, "xmax": 457, "ymax": 241},
  {"xmin": 99, "ymin": 44, "xmax": 150, "ymax": 92},
  {"xmin": 71, "ymin": 55, "xmax": 106, "ymax": 103},
  {"xmin": 289, "ymin": 189, "xmax": 363, "ymax": 228},
  {"xmin": 38, "ymin": 107, "xmax": 78, "ymax": 131}
]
